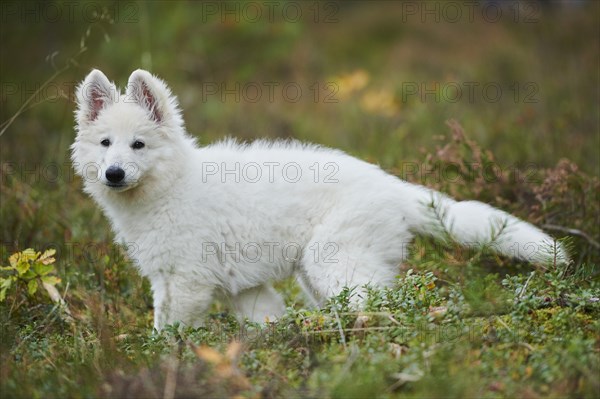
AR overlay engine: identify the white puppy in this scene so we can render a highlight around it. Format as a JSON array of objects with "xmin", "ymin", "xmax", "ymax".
[{"xmin": 72, "ymin": 69, "xmax": 567, "ymax": 330}]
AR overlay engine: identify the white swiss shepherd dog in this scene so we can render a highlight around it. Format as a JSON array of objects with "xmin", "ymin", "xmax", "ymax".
[{"xmin": 72, "ymin": 69, "xmax": 568, "ymax": 330}]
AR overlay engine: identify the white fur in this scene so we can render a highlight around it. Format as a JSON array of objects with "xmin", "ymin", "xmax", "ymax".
[{"xmin": 72, "ymin": 69, "xmax": 568, "ymax": 330}]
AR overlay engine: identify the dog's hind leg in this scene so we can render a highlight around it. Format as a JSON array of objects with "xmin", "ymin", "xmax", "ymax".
[
  {"xmin": 231, "ymin": 284, "xmax": 286, "ymax": 323},
  {"xmin": 300, "ymin": 245, "xmax": 399, "ymax": 305},
  {"xmin": 299, "ymin": 213, "xmax": 411, "ymax": 305}
]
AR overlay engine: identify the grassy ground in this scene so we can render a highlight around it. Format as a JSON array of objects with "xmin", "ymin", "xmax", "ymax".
[{"xmin": 1, "ymin": 1, "xmax": 599, "ymax": 398}]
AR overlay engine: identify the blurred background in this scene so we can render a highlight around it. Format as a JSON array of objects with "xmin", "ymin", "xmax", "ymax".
[{"xmin": 2, "ymin": 0, "xmax": 598, "ymax": 165}]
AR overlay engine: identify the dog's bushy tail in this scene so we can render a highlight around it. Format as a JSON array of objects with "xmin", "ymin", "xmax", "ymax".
[{"xmin": 399, "ymin": 182, "xmax": 569, "ymax": 265}]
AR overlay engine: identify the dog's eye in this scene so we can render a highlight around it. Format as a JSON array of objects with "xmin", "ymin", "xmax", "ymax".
[
  {"xmin": 132, "ymin": 140, "xmax": 145, "ymax": 150},
  {"xmin": 100, "ymin": 139, "xmax": 110, "ymax": 147}
]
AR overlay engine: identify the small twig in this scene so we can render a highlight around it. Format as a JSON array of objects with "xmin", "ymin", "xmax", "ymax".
[
  {"xmin": 331, "ymin": 303, "xmax": 347, "ymax": 351},
  {"xmin": 8, "ymin": 295, "xmax": 25, "ymax": 320},
  {"xmin": 387, "ymin": 314, "xmax": 403, "ymax": 326},
  {"xmin": 517, "ymin": 271, "xmax": 535, "ymax": 302},
  {"xmin": 494, "ymin": 316, "xmax": 515, "ymax": 337},
  {"xmin": 305, "ymin": 326, "xmax": 395, "ymax": 334},
  {"xmin": 517, "ymin": 342, "xmax": 535, "ymax": 352},
  {"xmin": 542, "ymin": 224, "xmax": 600, "ymax": 250},
  {"xmin": 496, "ymin": 342, "xmax": 535, "ymax": 352}
]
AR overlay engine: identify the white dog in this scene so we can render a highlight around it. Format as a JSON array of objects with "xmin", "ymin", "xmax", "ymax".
[{"xmin": 72, "ymin": 69, "xmax": 567, "ymax": 330}]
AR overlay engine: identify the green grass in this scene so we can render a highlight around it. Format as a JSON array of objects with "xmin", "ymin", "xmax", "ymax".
[{"xmin": 1, "ymin": 2, "xmax": 599, "ymax": 398}]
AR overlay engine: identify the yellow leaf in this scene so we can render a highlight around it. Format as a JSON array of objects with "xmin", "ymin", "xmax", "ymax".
[
  {"xmin": 39, "ymin": 249, "xmax": 56, "ymax": 265},
  {"xmin": 8, "ymin": 253, "xmax": 19, "ymax": 267}
]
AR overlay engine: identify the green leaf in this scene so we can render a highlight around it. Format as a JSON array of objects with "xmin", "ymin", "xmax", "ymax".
[
  {"xmin": 0, "ymin": 277, "xmax": 13, "ymax": 289},
  {"xmin": 41, "ymin": 276, "xmax": 61, "ymax": 285},
  {"xmin": 27, "ymin": 279, "xmax": 38, "ymax": 296},
  {"xmin": 0, "ymin": 286, "xmax": 7, "ymax": 302},
  {"xmin": 15, "ymin": 261, "xmax": 30, "ymax": 276},
  {"xmin": 22, "ymin": 270, "xmax": 36, "ymax": 280},
  {"xmin": 33, "ymin": 263, "xmax": 54, "ymax": 276}
]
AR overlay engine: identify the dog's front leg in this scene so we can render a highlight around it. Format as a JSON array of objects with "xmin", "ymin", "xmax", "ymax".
[{"xmin": 150, "ymin": 276, "xmax": 214, "ymax": 331}]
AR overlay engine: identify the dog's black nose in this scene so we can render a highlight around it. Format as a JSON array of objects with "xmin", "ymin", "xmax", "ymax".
[{"xmin": 106, "ymin": 166, "xmax": 125, "ymax": 183}]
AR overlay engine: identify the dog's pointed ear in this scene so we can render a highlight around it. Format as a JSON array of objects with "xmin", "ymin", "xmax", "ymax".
[
  {"xmin": 75, "ymin": 69, "xmax": 117, "ymax": 125},
  {"xmin": 126, "ymin": 69, "xmax": 177, "ymax": 124}
]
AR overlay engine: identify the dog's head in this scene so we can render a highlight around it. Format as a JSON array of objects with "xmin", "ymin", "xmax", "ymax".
[{"xmin": 72, "ymin": 69, "xmax": 193, "ymax": 198}]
